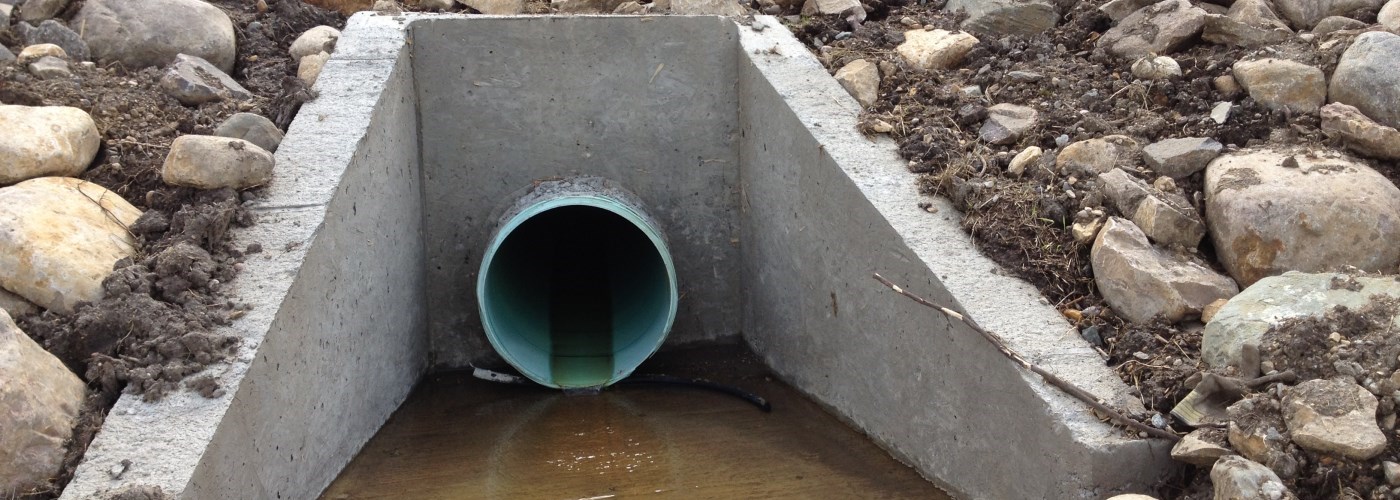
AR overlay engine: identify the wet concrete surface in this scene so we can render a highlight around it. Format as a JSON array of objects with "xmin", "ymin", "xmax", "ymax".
[{"xmin": 320, "ymin": 343, "xmax": 950, "ymax": 499}]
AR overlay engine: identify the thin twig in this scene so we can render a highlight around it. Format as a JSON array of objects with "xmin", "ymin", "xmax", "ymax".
[{"xmin": 872, "ymin": 273, "xmax": 1181, "ymax": 442}]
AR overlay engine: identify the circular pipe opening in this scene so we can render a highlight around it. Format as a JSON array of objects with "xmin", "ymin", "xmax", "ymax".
[{"xmin": 477, "ymin": 194, "xmax": 678, "ymax": 389}]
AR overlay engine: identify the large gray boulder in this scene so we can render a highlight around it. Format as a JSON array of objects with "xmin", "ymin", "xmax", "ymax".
[
  {"xmin": 13, "ymin": 20, "xmax": 91, "ymax": 61},
  {"xmin": 15, "ymin": 0, "xmax": 71, "ymax": 22},
  {"xmin": 1091, "ymin": 217, "xmax": 1238, "ymax": 323},
  {"xmin": 1329, "ymin": 31, "xmax": 1400, "ymax": 130},
  {"xmin": 1098, "ymin": 0, "xmax": 1208, "ymax": 59},
  {"xmin": 1201, "ymin": 272, "xmax": 1400, "ymax": 370},
  {"xmin": 1272, "ymin": 0, "xmax": 1385, "ymax": 29},
  {"xmin": 1204, "ymin": 148, "xmax": 1400, "ymax": 286},
  {"xmin": 943, "ymin": 0, "xmax": 1059, "ymax": 38},
  {"xmin": 75, "ymin": 0, "xmax": 236, "ymax": 73},
  {"xmin": 0, "ymin": 309, "xmax": 86, "ymax": 493}
]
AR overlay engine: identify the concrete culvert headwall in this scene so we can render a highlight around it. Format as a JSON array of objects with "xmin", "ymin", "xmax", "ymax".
[{"xmin": 61, "ymin": 14, "xmax": 1174, "ymax": 500}]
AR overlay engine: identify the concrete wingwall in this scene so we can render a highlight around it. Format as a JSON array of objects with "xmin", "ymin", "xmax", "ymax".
[
  {"xmin": 735, "ymin": 18, "xmax": 1175, "ymax": 498},
  {"xmin": 61, "ymin": 15, "xmax": 427, "ymax": 499},
  {"xmin": 411, "ymin": 16, "xmax": 744, "ymax": 369}
]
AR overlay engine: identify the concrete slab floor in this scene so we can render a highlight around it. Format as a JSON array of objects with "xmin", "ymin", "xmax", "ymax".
[{"xmin": 320, "ymin": 343, "xmax": 950, "ymax": 500}]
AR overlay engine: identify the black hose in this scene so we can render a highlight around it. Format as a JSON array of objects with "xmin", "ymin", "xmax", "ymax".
[{"xmin": 618, "ymin": 375, "xmax": 773, "ymax": 413}]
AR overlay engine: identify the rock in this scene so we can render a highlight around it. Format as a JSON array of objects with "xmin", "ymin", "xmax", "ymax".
[
  {"xmin": 1202, "ymin": 271, "xmax": 1400, "ymax": 370},
  {"xmin": 1201, "ymin": 0, "xmax": 1292, "ymax": 47},
  {"xmin": 1131, "ymin": 55, "xmax": 1182, "ymax": 80},
  {"xmin": 159, "ymin": 54, "xmax": 253, "ymax": 106},
  {"xmin": 978, "ymin": 103, "xmax": 1037, "ymax": 145},
  {"xmin": 801, "ymin": 0, "xmax": 859, "ymax": 16},
  {"xmin": 1152, "ymin": 176, "xmax": 1177, "ymax": 192},
  {"xmin": 1382, "ymin": 0, "xmax": 1400, "ymax": 31},
  {"xmin": 0, "ymin": 105, "xmax": 100, "ymax": 185},
  {"xmin": 943, "ymin": 0, "xmax": 1058, "ymax": 38},
  {"xmin": 16, "ymin": 0, "xmax": 70, "ymax": 22},
  {"xmin": 1171, "ymin": 428, "xmax": 1230, "ymax": 466},
  {"xmin": 1203, "ymin": 148, "xmax": 1400, "ymax": 286},
  {"xmin": 1231, "ymin": 58, "xmax": 1326, "ymax": 114},
  {"xmin": 76, "ymin": 0, "xmax": 237, "ymax": 73},
  {"xmin": 419, "ymin": 0, "xmax": 456, "ymax": 8},
  {"xmin": 1227, "ymin": 400, "xmax": 1298, "ymax": 478},
  {"xmin": 1385, "ymin": 461, "xmax": 1400, "ymax": 486},
  {"xmin": 0, "ymin": 177, "xmax": 141, "ymax": 312},
  {"xmin": 1283, "ymin": 379, "xmax": 1387, "ymax": 459},
  {"xmin": 214, "ymin": 113, "xmax": 284, "ymax": 154},
  {"xmin": 896, "ymin": 29, "xmax": 979, "ymax": 71},
  {"xmin": 672, "ymin": 0, "xmax": 745, "ymax": 15},
  {"xmin": 1329, "ymin": 31, "xmax": 1400, "ymax": 129},
  {"xmin": 14, "ymin": 20, "xmax": 91, "ymax": 61},
  {"xmin": 834, "ymin": 59, "xmax": 879, "ymax": 108},
  {"xmin": 1142, "ymin": 137, "xmax": 1223, "ymax": 178},
  {"xmin": 28, "ymin": 55, "xmax": 70, "ymax": 79},
  {"xmin": 373, "ymin": 0, "xmax": 403, "ymax": 13},
  {"xmin": 0, "ymin": 309, "xmax": 86, "ymax": 493},
  {"xmin": 1211, "ymin": 456, "xmax": 1291, "ymax": 500},
  {"xmin": 1215, "ymin": 74, "xmax": 1243, "ymax": 97},
  {"xmin": 289, "ymin": 25, "xmax": 340, "ymax": 61},
  {"xmin": 1211, "ymin": 101, "xmax": 1233, "ymax": 124},
  {"xmin": 1057, "ymin": 135, "xmax": 1139, "ymax": 176},
  {"xmin": 1008, "ymin": 146, "xmax": 1042, "ymax": 176},
  {"xmin": 1201, "ymin": 298, "xmax": 1228, "ymax": 323},
  {"xmin": 613, "ymin": 1, "xmax": 646, "ymax": 13},
  {"xmin": 0, "ymin": 46, "xmax": 13, "ymax": 65},
  {"xmin": 1321, "ymin": 102, "xmax": 1400, "ymax": 160},
  {"xmin": 1099, "ymin": 168, "xmax": 1154, "ymax": 214},
  {"xmin": 298, "ymin": 51, "xmax": 331, "ymax": 87},
  {"xmin": 462, "ymin": 0, "xmax": 526, "ymax": 13},
  {"xmin": 1106, "ymin": 495, "xmax": 1158, "ymax": 500},
  {"xmin": 1071, "ymin": 208, "xmax": 1107, "ymax": 245},
  {"xmin": 16, "ymin": 43, "xmax": 66, "ymax": 64},
  {"xmin": 1132, "ymin": 191, "xmax": 1206, "ymax": 248},
  {"xmin": 0, "ymin": 288, "xmax": 39, "ymax": 317},
  {"xmin": 162, "ymin": 136, "xmax": 274, "ymax": 190},
  {"xmin": 1098, "ymin": 0, "xmax": 1208, "ymax": 59},
  {"xmin": 1099, "ymin": 0, "xmax": 1157, "ymax": 21},
  {"xmin": 1312, "ymin": 15, "xmax": 1367, "ymax": 34},
  {"xmin": 1273, "ymin": 0, "xmax": 1384, "ymax": 29},
  {"xmin": 1091, "ymin": 217, "xmax": 1239, "ymax": 323}
]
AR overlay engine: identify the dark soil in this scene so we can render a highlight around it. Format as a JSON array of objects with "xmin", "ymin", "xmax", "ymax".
[{"xmin": 2, "ymin": 1, "xmax": 344, "ymax": 497}]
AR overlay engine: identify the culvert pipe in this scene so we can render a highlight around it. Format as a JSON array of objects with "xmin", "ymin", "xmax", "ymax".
[{"xmin": 477, "ymin": 178, "xmax": 678, "ymax": 389}]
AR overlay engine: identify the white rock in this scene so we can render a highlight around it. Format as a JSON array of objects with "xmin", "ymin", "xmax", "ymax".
[
  {"xmin": 1272, "ymin": 0, "xmax": 1384, "ymax": 29},
  {"xmin": 1329, "ymin": 31, "xmax": 1400, "ymax": 129},
  {"xmin": 1283, "ymin": 379, "xmax": 1387, "ymax": 460},
  {"xmin": 1142, "ymin": 137, "xmax": 1223, "ymax": 178},
  {"xmin": 1211, "ymin": 455, "xmax": 1290, "ymax": 500},
  {"xmin": 298, "ymin": 51, "xmax": 331, "ymax": 87},
  {"xmin": 290, "ymin": 26, "xmax": 340, "ymax": 62},
  {"xmin": 76, "ymin": 0, "xmax": 237, "ymax": 73},
  {"xmin": 1098, "ymin": 0, "xmax": 1208, "ymax": 59},
  {"xmin": 1091, "ymin": 217, "xmax": 1239, "ymax": 323},
  {"xmin": 1008, "ymin": 146, "xmax": 1042, "ymax": 176},
  {"xmin": 1203, "ymin": 148, "xmax": 1400, "ymax": 286},
  {"xmin": 801, "ymin": 0, "xmax": 859, "ymax": 15},
  {"xmin": 17, "ymin": 0, "xmax": 71, "ymax": 22},
  {"xmin": 1211, "ymin": 101, "xmax": 1233, "ymax": 123},
  {"xmin": 27, "ymin": 55, "xmax": 71, "ymax": 79},
  {"xmin": 1382, "ymin": 0, "xmax": 1400, "ymax": 32},
  {"xmin": 896, "ymin": 29, "xmax": 979, "ymax": 71},
  {"xmin": 0, "ymin": 309, "xmax": 86, "ymax": 493},
  {"xmin": 1057, "ymin": 135, "xmax": 1139, "ymax": 177},
  {"xmin": 943, "ymin": 0, "xmax": 1058, "ymax": 38},
  {"xmin": 162, "ymin": 135, "xmax": 274, "ymax": 190},
  {"xmin": 834, "ymin": 59, "xmax": 879, "ymax": 108},
  {"xmin": 16, "ymin": 43, "xmax": 66, "ymax": 64},
  {"xmin": 1312, "ymin": 15, "xmax": 1367, "ymax": 34},
  {"xmin": 978, "ymin": 103, "xmax": 1037, "ymax": 145},
  {"xmin": 1202, "ymin": 272, "xmax": 1400, "ymax": 371},
  {"xmin": 0, "ymin": 105, "xmax": 100, "ymax": 186},
  {"xmin": 1170, "ymin": 429, "xmax": 1230, "ymax": 466},
  {"xmin": 0, "ymin": 288, "xmax": 39, "ymax": 317},
  {"xmin": 1131, "ymin": 55, "xmax": 1182, "ymax": 80},
  {"xmin": 1232, "ymin": 58, "xmax": 1326, "ymax": 114},
  {"xmin": 461, "ymin": 0, "xmax": 526, "ymax": 13},
  {"xmin": 1321, "ymin": 102, "xmax": 1400, "ymax": 160},
  {"xmin": 1385, "ymin": 461, "xmax": 1400, "ymax": 486},
  {"xmin": 0, "ymin": 177, "xmax": 141, "ymax": 313}
]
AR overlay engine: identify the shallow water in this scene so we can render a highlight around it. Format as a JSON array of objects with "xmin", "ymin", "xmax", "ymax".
[{"xmin": 321, "ymin": 344, "xmax": 949, "ymax": 499}]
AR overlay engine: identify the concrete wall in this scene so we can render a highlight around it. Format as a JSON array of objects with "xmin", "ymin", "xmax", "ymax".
[
  {"xmin": 410, "ymin": 16, "xmax": 744, "ymax": 368},
  {"xmin": 61, "ymin": 15, "xmax": 426, "ymax": 499},
  {"xmin": 735, "ymin": 17, "xmax": 1174, "ymax": 498}
]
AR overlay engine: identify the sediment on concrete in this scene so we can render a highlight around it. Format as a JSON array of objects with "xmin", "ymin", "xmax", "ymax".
[{"xmin": 61, "ymin": 14, "xmax": 1173, "ymax": 499}]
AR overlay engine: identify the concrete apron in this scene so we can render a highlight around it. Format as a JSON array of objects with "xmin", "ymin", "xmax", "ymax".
[{"xmin": 61, "ymin": 14, "xmax": 1174, "ymax": 499}]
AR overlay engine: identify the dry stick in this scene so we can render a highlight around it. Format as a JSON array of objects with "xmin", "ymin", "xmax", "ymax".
[{"xmin": 872, "ymin": 273, "xmax": 1181, "ymax": 442}]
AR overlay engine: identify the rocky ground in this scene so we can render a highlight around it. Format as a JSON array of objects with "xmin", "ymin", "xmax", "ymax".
[{"xmin": 1, "ymin": 0, "xmax": 1398, "ymax": 498}]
